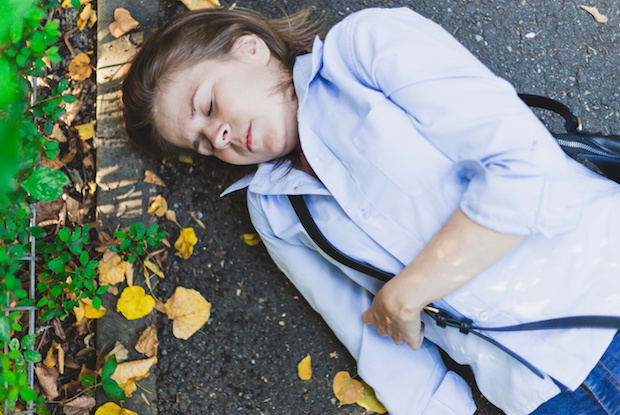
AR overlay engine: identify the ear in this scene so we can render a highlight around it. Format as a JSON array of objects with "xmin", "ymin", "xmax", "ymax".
[{"xmin": 231, "ymin": 34, "xmax": 270, "ymax": 64}]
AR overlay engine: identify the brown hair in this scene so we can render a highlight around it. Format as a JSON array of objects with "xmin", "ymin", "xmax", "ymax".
[{"xmin": 122, "ymin": 6, "xmax": 325, "ymax": 164}]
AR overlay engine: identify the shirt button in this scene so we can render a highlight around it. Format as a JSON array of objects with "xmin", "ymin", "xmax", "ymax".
[
  {"xmin": 360, "ymin": 209, "xmax": 369, "ymax": 219},
  {"xmin": 478, "ymin": 312, "xmax": 489, "ymax": 321}
]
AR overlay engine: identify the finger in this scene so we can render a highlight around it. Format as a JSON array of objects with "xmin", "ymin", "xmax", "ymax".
[
  {"xmin": 361, "ymin": 309, "xmax": 372, "ymax": 324},
  {"xmin": 391, "ymin": 333, "xmax": 404, "ymax": 345},
  {"xmin": 406, "ymin": 322, "xmax": 425, "ymax": 350}
]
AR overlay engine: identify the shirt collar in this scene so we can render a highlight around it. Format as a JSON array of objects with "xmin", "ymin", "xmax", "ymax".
[{"xmin": 220, "ymin": 37, "xmax": 326, "ymax": 198}]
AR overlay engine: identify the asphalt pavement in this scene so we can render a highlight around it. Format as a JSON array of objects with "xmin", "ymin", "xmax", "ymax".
[{"xmin": 96, "ymin": 0, "xmax": 619, "ymax": 413}]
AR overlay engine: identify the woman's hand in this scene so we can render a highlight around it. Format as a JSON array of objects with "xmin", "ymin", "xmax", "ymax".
[{"xmin": 361, "ymin": 273, "xmax": 426, "ymax": 350}]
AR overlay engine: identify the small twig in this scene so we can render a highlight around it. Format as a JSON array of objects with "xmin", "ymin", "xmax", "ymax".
[
  {"xmin": 189, "ymin": 211, "xmax": 206, "ymax": 229},
  {"xmin": 64, "ymin": 27, "xmax": 78, "ymax": 57},
  {"xmin": 136, "ymin": 382, "xmax": 155, "ymax": 395}
]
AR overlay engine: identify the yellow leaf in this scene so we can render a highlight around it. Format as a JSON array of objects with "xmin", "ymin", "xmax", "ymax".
[
  {"xmin": 143, "ymin": 169, "xmax": 166, "ymax": 186},
  {"xmin": 98, "ymin": 252, "xmax": 127, "ymax": 286},
  {"xmin": 117, "ymin": 286, "xmax": 155, "ymax": 320},
  {"xmin": 108, "ymin": 8, "xmax": 140, "ymax": 38},
  {"xmin": 88, "ymin": 182, "xmax": 97, "ymax": 195},
  {"xmin": 144, "ymin": 260, "xmax": 165, "ymax": 279},
  {"xmin": 578, "ymin": 5, "xmax": 608, "ymax": 23},
  {"xmin": 135, "ymin": 325, "xmax": 158, "ymax": 357},
  {"xmin": 178, "ymin": 154, "xmax": 194, "ymax": 164},
  {"xmin": 180, "ymin": 0, "xmax": 221, "ymax": 10},
  {"xmin": 164, "ymin": 287, "xmax": 211, "ymax": 339},
  {"xmin": 88, "ymin": 8, "xmax": 97, "ymax": 28},
  {"xmin": 174, "ymin": 228, "xmax": 197, "ymax": 259},
  {"xmin": 356, "ymin": 381, "xmax": 387, "ymax": 414},
  {"xmin": 333, "ymin": 371, "xmax": 364, "ymax": 406},
  {"xmin": 60, "ymin": 147, "xmax": 77, "ymax": 164},
  {"xmin": 44, "ymin": 341, "xmax": 59, "ymax": 368},
  {"xmin": 74, "ymin": 122, "xmax": 95, "ymax": 140},
  {"xmin": 242, "ymin": 233, "xmax": 261, "ymax": 246},
  {"xmin": 297, "ymin": 354, "xmax": 312, "ymax": 380},
  {"xmin": 147, "ymin": 195, "xmax": 167, "ymax": 217},
  {"xmin": 106, "ymin": 341, "xmax": 129, "ymax": 363},
  {"xmin": 83, "ymin": 298, "xmax": 106, "ymax": 319},
  {"xmin": 95, "ymin": 402, "xmax": 138, "ymax": 415},
  {"xmin": 68, "ymin": 53, "xmax": 92, "ymax": 81},
  {"xmin": 77, "ymin": 3, "xmax": 95, "ymax": 31},
  {"xmin": 110, "ymin": 357, "xmax": 157, "ymax": 397}
]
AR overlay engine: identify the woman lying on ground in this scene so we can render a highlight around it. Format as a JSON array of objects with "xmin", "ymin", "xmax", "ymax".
[{"xmin": 122, "ymin": 6, "xmax": 620, "ymax": 415}]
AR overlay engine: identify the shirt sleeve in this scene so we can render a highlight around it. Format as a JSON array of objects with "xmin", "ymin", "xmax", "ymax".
[
  {"xmin": 246, "ymin": 191, "xmax": 476, "ymax": 415},
  {"xmin": 335, "ymin": 7, "xmax": 583, "ymax": 236}
]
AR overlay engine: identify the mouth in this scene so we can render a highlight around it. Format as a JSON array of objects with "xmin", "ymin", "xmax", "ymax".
[{"xmin": 246, "ymin": 123, "xmax": 253, "ymax": 152}]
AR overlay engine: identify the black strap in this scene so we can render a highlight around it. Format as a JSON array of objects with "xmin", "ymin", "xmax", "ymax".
[
  {"xmin": 288, "ymin": 194, "xmax": 620, "ymax": 379},
  {"xmin": 518, "ymin": 93, "xmax": 582, "ymax": 132}
]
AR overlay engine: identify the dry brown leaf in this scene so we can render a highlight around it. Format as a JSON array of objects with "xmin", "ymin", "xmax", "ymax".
[
  {"xmin": 109, "ymin": 8, "xmax": 140, "ymax": 38},
  {"xmin": 60, "ymin": 147, "xmax": 77, "ymax": 164},
  {"xmin": 44, "ymin": 341, "xmax": 59, "ymax": 368},
  {"xmin": 40, "ymin": 157, "xmax": 64, "ymax": 170},
  {"xmin": 297, "ymin": 354, "xmax": 312, "ymax": 380},
  {"xmin": 98, "ymin": 251, "xmax": 127, "ymax": 286},
  {"xmin": 578, "ymin": 5, "xmax": 608, "ymax": 23},
  {"xmin": 164, "ymin": 287, "xmax": 211, "ymax": 339},
  {"xmin": 144, "ymin": 170, "xmax": 166, "ymax": 186},
  {"xmin": 180, "ymin": 0, "xmax": 221, "ymax": 10},
  {"xmin": 126, "ymin": 261, "xmax": 134, "ymax": 286},
  {"xmin": 154, "ymin": 301, "xmax": 166, "ymax": 313},
  {"xmin": 110, "ymin": 357, "xmax": 157, "ymax": 397},
  {"xmin": 144, "ymin": 260, "xmax": 165, "ymax": 279},
  {"xmin": 147, "ymin": 195, "xmax": 167, "ymax": 216},
  {"xmin": 74, "ymin": 122, "xmax": 95, "ymax": 140},
  {"xmin": 68, "ymin": 53, "xmax": 92, "ymax": 81},
  {"xmin": 333, "ymin": 371, "xmax": 364, "ymax": 406},
  {"xmin": 63, "ymin": 395, "xmax": 96, "ymax": 415},
  {"xmin": 35, "ymin": 364, "xmax": 59, "ymax": 400},
  {"xmin": 189, "ymin": 211, "xmax": 206, "ymax": 229},
  {"xmin": 51, "ymin": 124, "xmax": 68, "ymax": 142},
  {"xmin": 135, "ymin": 325, "xmax": 158, "ymax": 357},
  {"xmin": 165, "ymin": 209, "xmax": 178, "ymax": 224},
  {"xmin": 107, "ymin": 341, "xmax": 129, "ymax": 363}
]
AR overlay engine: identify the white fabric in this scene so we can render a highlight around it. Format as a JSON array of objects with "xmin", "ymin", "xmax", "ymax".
[{"xmin": 223, "ymin": 7, "xmax": 620, "ymax": 415}]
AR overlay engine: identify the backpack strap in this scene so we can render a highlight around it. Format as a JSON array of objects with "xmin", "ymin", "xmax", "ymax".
[{"xmin": 288, "ymin": 194, "xmax": 620, "ymax": 379}]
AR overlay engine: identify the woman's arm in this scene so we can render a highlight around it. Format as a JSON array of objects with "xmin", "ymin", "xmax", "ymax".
[{"xmin": 362, "ymin": 207, "xmax": 525, "ymax": 349}]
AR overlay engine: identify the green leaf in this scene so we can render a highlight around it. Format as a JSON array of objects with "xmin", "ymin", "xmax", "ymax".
[
  {"xmin": 102, "ymin": 355, "xmax": 117, "ymax": 379},
  {"xmin": 79, "ymin": 251, "xmax": 88, "ymax": 266},
  {"xmin": 128, "ymin": 253, "xmax": 137, "ymax": 264},
  {"xmin": 131, "ymin": 222, "xmax": 146, "ymax": 238},
  {"xmin": 27, "ymin": 226, "xmax": 46, "ymax": 238},
  {"xmin": 18, "ymin": 387, "xmax": 37, "ymax": 402},
  {"xmin": 50, "ymin": 285, "xmax": 63, "ymax": 297},
  {"xmin": 0, "ymin": 315, "xmax": 11, "ymax": 342},
  {"xmin": 147, "ymin": 224, "xmax": 159, "ymax": 236},
  {"xmin": 23, "ymin": 350, "xmax": 41, "ymax": 363},
  {"xmin": 47, "ymin": 258, "xmax": 64, "ymax": 273},
  {"xmin": 95, "ymin": 285, "xmax": 108, "ymax": 295},
  {"xmin": 13, "ymin": 288, "xmax": 27, "ymax": 299},
  {"xmin": 80, "ymin": 375, "xmax": 95, "ymax": 387},
  {"xmin": 10, "ymin": 21, "xmax": 24, "ymax": 43},
  {"xmin": 36, "ymin": 297, "xmax": 48, "ymax": 307},
  {"xmin": 40, "ymin": 309, "xmax": 56, "ymax": 322},
  {"xmin": 103, "ymin": 378, "xmax": 126, "ymax": 401},
  {"xmin": 19, "ymin": 167, "xmax": 69, "ymax": 202},
  {"xmin": 21, "ymin": 334, "xmax": 35, "ymax": 350},
  {"xmin": 9, "ymin": 339, "xmax": 19, "ymax": 351},
  {"xmin": 58, "ymin": 78, "xmax": 67, "ymax": 92},
  {"xmin": 70, "ymin": 0, "xmax": 81, "ymax": 9},
  {"xmin": 58, "ymin": 228, "xmax": 69, "ymax": 242},
  {"xmin": 119, "ymin": 239, "xmax": 131, "ymax": 251},
  {"xmin": 113, "ymin": 231, "xmax": 127, "ymax": 239},
  {"xmin": 91, "ymin": 296, "xmax": 101, "ymax": 310},
  {"xmin": 62, "ymin": 95, "xmax": 76, "ymax": 103}
]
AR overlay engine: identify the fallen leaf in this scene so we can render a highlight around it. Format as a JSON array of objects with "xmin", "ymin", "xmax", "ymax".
[
  {"xmin": 62, "ymin": 395, "xmax": 96, "ymax": 415},
  {"xmin": 126, "ymin": 261, "xmax": 134, "ymax": 286},
  {"xmin": 333, "ymin": 371, "xmax": 364, "ymax": 406},
  {"xmin": 117, "ymin": 286, "xmax": 155, "ymax": 320},
  {"xmin": 40, "ymin": 157, "xmax": 64, "ymax": 170},
  {"xmin": 356, "ymin": 381, "xmax": 387, "ymax": 414},
  {"xmin": 57, "ymin": 343, "xmax": 65, "ymax": 374},
  {"xmin": 297, "ymin": 354, "xmax": 312, "ymax": 380},
  {"xmin": 174, "ymin": 228, "xmax": 197, "ymax": 259},
  {"xmin": 68, "ymin": 53, "xmax": 92, "ymax": 81},
  {"xmin": 60, "ymin": 147, "xmax": 78, "ymax": 164},
  {"xmin": 77, "ymin": 3, "xmax": 96, "ymax": 30},
  {"xmin": 147, "ymin": 195, "xmax": 167, "ymax": 216},
  {"xmin": 35, "ymin": 364, "xmax": 59, "ymax": 400},
  {"xmin": 165, "ymin": 209, "xmax": 178, "ymax": 224},
  {"xmin": 110, "ymin": 356, "xmax": 157, "ymax": 397},
  {"xmin": 51, "ymin": 124, "xmax": 68, "ymax": 142},
  {"xmin": 144, "ymin": 170, "xmax": 166, "ymax": 186},
  {"xmin": 44, "ymin": 341, "xmax": 60, "ymax": 368},
  {"xmin": 144, "ymin": 260, "xmax": 165, "ymax": 279},
  {"xmin": 164, "ymin": 287, "xmax": 211, "ymax": 339},
  {"xmin": 329, "ymin": 351, "xmax": 338, "ymax": 358},
  {"xmin": 98, "ymin": 251, "xmax": 128, "ymax": 286},
  {"xmin": 578, "ymin": 5, "xmax": 608, "ymax": 23},
  {"xmin": 87, "ymin": 181, "xmax": 96, "ymax": 195},
  {"xmin": 189, "ymin": 211, "xmax": 206, "ymax": 229},
  {"xmin": 180, "ymin": 0, "xmax": 221, "ymax": 10},
  {"xmin": 61, "ymin": 0, "xmax": 91, "ymax": 8},
  {"xmin": 154, "ymin": 301, "xmax": 166, "ymax": 313},
  {"xmin": 135, "ymin": 325, "xmax": 158, "ymax": 357},
  {"xmin": 178, "ymin": 154, "xmax": 193, "ymax": 164},
  {"xmin": 95, "ymin": 402, "xmax": 138, "ymax": 415},
  {"xmin": 74, "ymin": 122, "xmax": 95, "ymax": 140},
  {"xmin": 73, "ymin": 297, "xmax": 106, "ymax": 325},
  {"xmin": 242, "ymin": 233, "xmax": 261, "ymax": 246},
  {"xmin": 107, "ymin": 341, "xmax": 129, "ymax": 363},
  {"xmin": 108, "ymin": 8, "xmax": 140, "ymax": 38}
]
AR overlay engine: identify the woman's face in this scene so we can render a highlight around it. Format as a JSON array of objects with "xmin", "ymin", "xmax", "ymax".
[{"xmin": 153, "ymin": 34, "xmax": 299, "ymax": 165}]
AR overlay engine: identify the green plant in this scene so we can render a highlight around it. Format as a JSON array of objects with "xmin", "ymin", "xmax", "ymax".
[
  {"xmin": 0, "ymin": 333, "xmax": 44, "ymax": 412},
  {"xmin": 78, "ymin": 355, "xmax": 126, "ymax": 401},
  {"xmin": 36, "ymin": 224, "xmax": 109, "ymax": 322},
  {"xmin": 110, "ymin": 223, "xmax": 167, "ymax": 264}
]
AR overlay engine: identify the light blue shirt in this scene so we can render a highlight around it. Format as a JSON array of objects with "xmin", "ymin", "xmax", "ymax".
[{"xmin": 223, "ymin": 8, "xmax": 620, "ymax": 415}]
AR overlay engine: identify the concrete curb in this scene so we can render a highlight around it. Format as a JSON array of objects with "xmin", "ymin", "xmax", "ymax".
[{"xmin": 95, "ymin": 0, "xmax": 159, "ymax": 413}]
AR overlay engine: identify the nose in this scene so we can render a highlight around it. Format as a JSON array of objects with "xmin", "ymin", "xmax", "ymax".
[{"xmin": 203, "ymin": 121, "xmax": 231, "ymax": 149}]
